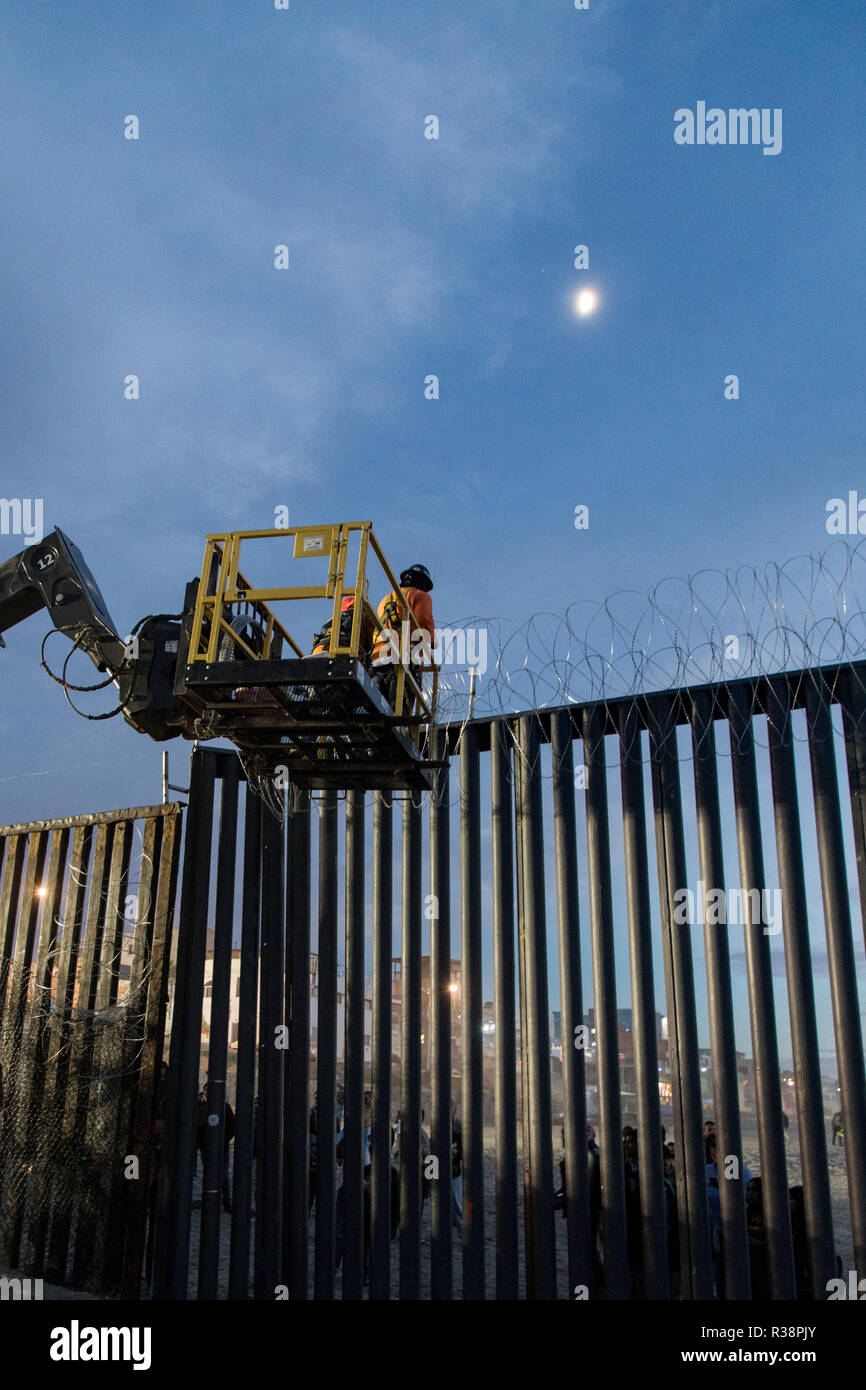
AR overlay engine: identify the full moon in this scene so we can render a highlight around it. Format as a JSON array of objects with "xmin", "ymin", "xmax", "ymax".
[{"xmin": 574, "ymin": 288, "xmax": 598, "ymax": 316}]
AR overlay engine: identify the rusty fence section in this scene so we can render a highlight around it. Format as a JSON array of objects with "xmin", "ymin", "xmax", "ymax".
[
  {"xmin": 149, "ymin": 659, "xmax": 866, "ymax": 1301},
  {"xmin": 0, "ymin": 802, "xmax": 181, "ymax": 1297}
]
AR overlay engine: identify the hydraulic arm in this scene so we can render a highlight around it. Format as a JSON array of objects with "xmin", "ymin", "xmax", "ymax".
[{"xmin": 0, "ymin": 529, "xmax": 194, "ymax": 741}]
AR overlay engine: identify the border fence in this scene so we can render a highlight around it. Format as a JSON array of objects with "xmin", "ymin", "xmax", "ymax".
[
  {"xmin": 0, "ymin": 802, "xmax": 181, "ymax": 1297},
  {"xmin": 152, "ymin": 659, "xmax": 865, "ymax": 1300},
  {"xmin": 2, "ymin": 659, "xmax": 865, "ymax": 1299}
]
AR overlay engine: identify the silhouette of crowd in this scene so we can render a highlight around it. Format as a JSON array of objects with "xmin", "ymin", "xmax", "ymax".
[{"xmin": 554, "ymin": 1113, "xmax": 837, "ymax": 1300}]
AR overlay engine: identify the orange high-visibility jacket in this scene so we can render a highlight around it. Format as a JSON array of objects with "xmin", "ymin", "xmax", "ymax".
[{"xmin": 370, "ymin": 586, "xmax": 435, "ymax": 665}]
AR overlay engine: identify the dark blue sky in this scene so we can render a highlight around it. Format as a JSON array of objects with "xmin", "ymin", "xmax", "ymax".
[{"xmin": 0, "ymin": 1, "xmax": 863, "ymax": 1069}]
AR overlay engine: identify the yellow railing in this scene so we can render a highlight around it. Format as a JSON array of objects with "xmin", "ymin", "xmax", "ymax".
[{"xmin": 187, "ymin": 523, "xmax": 439, "ymax": 726}]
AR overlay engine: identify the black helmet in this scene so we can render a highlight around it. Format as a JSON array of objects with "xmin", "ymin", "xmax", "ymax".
[{"xmin": 400, "ymin": 563, "xmax": 433, "ymax": 592}]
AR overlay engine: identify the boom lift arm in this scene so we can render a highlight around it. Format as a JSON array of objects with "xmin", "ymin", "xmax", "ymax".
[{"xmin": 0, "ymin": 529, "xmax": 196, "ymax": 742}]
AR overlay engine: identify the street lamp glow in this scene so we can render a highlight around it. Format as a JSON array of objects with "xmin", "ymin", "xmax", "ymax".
[{"xmin": 574, "ymin": 288, "xmax": 598, "ymax": 317}]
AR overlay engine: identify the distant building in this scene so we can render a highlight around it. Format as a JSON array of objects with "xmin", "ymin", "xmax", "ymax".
[
  {"xmin": 311, "ymin": 954, "xmax": 373, "ymax": 1063},
  {"xmin": 392, "ymin": 957, "xmax": 462, "ymax": 1068},
  {"xmin": 585, "ymin": 1007, "xmax": 664, "ymax": 1039},
  {"xmin": 162, "ymin": 931, "xmax": 373, "ymax": 1063}
]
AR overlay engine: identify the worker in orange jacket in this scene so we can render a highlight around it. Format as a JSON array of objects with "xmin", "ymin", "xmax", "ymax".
[{"xmin": 370, "ymin": 564, "xmax": 435, "ymax": 709}]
